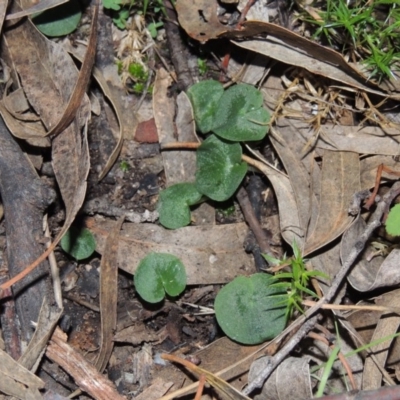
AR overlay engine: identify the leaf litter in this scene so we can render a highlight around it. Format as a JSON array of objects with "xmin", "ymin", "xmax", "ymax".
[{"xmin": 2, "ymin": 0, "xmax": 400, "ymax": 399}]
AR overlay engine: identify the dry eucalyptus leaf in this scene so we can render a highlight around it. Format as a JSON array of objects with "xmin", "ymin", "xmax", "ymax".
[
  {"xmin": 342, "ymin": 216, "xmax": 400, "ymax": 292},
  {"xmin": 95, "ymin": 216, "xmax": 124, "ymax": 373},
  {"xmin": 269, "ymin": 129, "xmax": 315, "ymax": 234},
  {"xmin": 86, "ymin": 217, "xmax": 253, "ymax": 285},
  {"xmin": 0, "ymin": 348, "xmax": 44, "ymax": 399},
  {"xmin": 153, "ymin": 68, "xmax": 197, "ymax": 185},
  {"xmin": 6, "ymin": 0, "xmax": 67, "ymax": 20},
  {"xmin": 304, "ymin": 150, "xmax": 360, "ymax": 256},
  {"xmin": 248, "ymin": 356, "xmax": 313, "ymax": 400},
  {"xmin": 3, "ymin": 3, "xmax": 96, "ymax": 256},
  {"xmin": 301, "ymin": 122, "xmax": 400, "ymax": 155},
  {"xmin": 18, "ymin": 297, "xmax": 63, "ymax": 372},
  {"xmin": 362, "ymin": 291, "xmax": 400, "ymax": 390},
  {"xmin": 3, "ymin": 16, "xmax": 91, "ymax": 132},
  {"xmin": 244, "ymin": 153, "xmax": 303, "ymax": 247},
  {"xmin": 0, "ymin": 0, "xmax": 7, "ymax": 33},
  {"xmin": 175, "ymin": 0, "xmax": 234, "ymax": 42},
  {"xmin": 360, "ymin": 156, "xmax": 400, "ymax": 191}
]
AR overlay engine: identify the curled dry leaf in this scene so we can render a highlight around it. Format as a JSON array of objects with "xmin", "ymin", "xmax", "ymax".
[
  {"xmin": 342, "ymin": 216, "xmax": 400, "ymax": 292},
  {"xmin": 362, "ymin": 291, "xmax": 400, "ymax": 390},
  {"xmin": 0, "ymin": 2, "xmax": 98, "ymax": 291},
  {"xmin": 248, "ymin": 356, "xmax": 313, "ymax": 400}
]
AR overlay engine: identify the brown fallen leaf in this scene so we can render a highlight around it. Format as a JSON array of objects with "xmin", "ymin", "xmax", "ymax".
[
  {"xmin": 248, "ymin": 356, "xmax": 313, "ymax": 400},
  {"xmin": 0, "ymin": 2, "xmax": 97, "ymax": 291},
  {"xmin": 86, "ymin": 216, "xmax": 253, "ymax": 285},
  {"xmin": 304, "ymin": 150, "xmax": 360, "ymax": 256},
  {"xmin": 161, "ymin": 353, "xmax": 251, "ymax": 400},
  {"xmin": 175, "ymin": 0, "xmax": 234, "ymax": 42},
  {"xmin": 18, "ymin": 297, "xmax": 63, "ymax": 371},
  {"xmin": 0, "ymin": 347, "xmax": 44, "ymax": 399},
  {"xmin": 95, "ymin": 216, "xmax": 125, "ymax": 373},
  {"xmin": 6, "ymin": 0, "xmax": 67, "ymax": 20},
  {"xmin": 363, "ymin": 304, "xmax": 400, "ymax": 390}
]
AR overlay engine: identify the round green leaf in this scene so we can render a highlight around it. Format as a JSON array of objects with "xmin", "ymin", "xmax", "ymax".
[
  {"xmin": 61, "ymin": 227, "xmax": 96, "ymax": 261},
  {"xmin": 196, "ymin": 135, "xmax": 247, "ymax": 201},
  {"xmin": 212, "ymin": 84, "xmax": 270, "ymax": 142},
  {"xmin": 158, "ymin": 183, "xmax": 203, "ymax": 229},
  {"xmin": 187, "ymin": 80, "xmax": 224, "ymax": 133},
  {"xmin": 214, "ymin": 273, "xmax": 287, "ymax": 344},
  {"xmin": 385, "ymin": 203, "xmax": 400, "ymax": 236},
  {"xmin": 33, "ymin": 0, "xmax": 81, "ymax": 37},
  {"xmin": 134, "ymin": 253, "xmax": 187, "ymax": 303}
]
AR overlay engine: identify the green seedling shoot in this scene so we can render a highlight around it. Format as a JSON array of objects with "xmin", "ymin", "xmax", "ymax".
[{"xmin": 264, "ymin": 241, "xmax": 328, "ymax": 321}]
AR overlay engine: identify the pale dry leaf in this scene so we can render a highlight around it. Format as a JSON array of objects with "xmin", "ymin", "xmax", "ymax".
[
  {"xmin": 248, "ymin": 356, "xmax": 313, "ymax": 400},
  {"xmin": 86, "ymin": 216, "xmax": 253, "ymax": 285},
  {"xmin": 304, "ymin": 150, "xmax": 360, "ymax": 256},
  {"xmin": 362, "ymin": 292, "xmax": 400, "ymax": 390},
  {"xmin": 269, "ymin": 128, "xmax": 315, "ymax": 235},
  {"xmin": 360, "ymin": 155, "xmax": 400, "ymax": 191},
  {"xmin": 301, "ymin": 123, "xmax": 400, "ymax": 155},
  {"xmin": 342, "ymin": 216, "xmax": 400, "ymax": 292},
  {"xmin": 2, "ymin": 2, "xmax": 96, "ymax": 259},
  {"xmin": 6, "ymin": 0, "xmax": 68, "ymax": 20},
  {"xmin": 0, "ymin": 0, "xmax": 8, "ymax": 33},
  {"xmin": 0, "ymin": 348, "xmax": 44, "ymax": 399},
  {"xmin": 243, "ymin": 153, "xmax": 303, "ymax": 247},
  {"xmin": 18, "ymin": 297, "xmax": 63, "ymax": 372},
  {"xmin": 95, "ymin": 216, "xmax": 125, "ymax": 373},
  {"xmin": 175, "ymin": 0, "xmax": 234, "ymax": 42}
]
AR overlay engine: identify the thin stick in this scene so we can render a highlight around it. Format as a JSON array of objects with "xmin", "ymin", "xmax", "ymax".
[{"xmin": 303, "ymin": 299, "xmax": 400, "ymax": 314}]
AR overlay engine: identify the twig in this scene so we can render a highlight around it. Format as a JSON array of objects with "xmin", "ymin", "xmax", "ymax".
[
  {"xmin": 303, "ymin": 299, "xmax": 400, "ymax": 314},
  {"xmin": 243, "ymin": 181, "xmax": 400, "ymax": 394},
  {"xmin": 236, "ymin": 186, "xmax": 274, "ymax": 255}
]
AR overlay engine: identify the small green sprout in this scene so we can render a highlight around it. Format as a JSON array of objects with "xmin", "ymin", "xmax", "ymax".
[
  {"xmin": 264, "ymin": 241, "xmax": 328, "ymax": 321},
  {"xmin": 197, "ymin": 58, "xmax": 208, "ymax": 75},
  {"xmin": 119, "ymin": 160, "xmax": 130, "ymax": 172},
  {"xmin": 128, "ymin": 63, "xmax": 148, "ymax": 81}
]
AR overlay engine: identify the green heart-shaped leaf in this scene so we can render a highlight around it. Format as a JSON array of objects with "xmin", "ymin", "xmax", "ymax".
[
  {"xmin": 33, "ymin": 0, "xmax": 82, "ymax": 37},
  {"xmin": 212, "ymin": 84, "xmax": 270, "ymax": 142},
  {"xmin": 187, "ymin": 80, "xmax": 224, "ymax": 133},
  {"xmin": 196, "ymin": 135, "xmax": 247, "ymax": 201},
  {"xmin": 214, "ymin": 273, "xmax": 287, "ymax": 344},
  {"xmin": 158, "ymin": 183, "xmax": 203, "ymax": 229},
  {"xmin": 61, "ymin": 227, "xmax": 96, "ymax": 261},
  {"xmin": 134, "ymin": 253, "xmax": 187, "ymax": 303}
]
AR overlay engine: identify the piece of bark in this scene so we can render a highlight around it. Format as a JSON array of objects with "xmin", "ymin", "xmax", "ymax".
[
  {"xmin": 0, "ymin": 115, "xmax": 55, "ymax": 348},
  {"xmin": 164, "ymin": 0, "xmax": 196, "ymax": 91},
  {"xmin": 46, "ymin": 328, "xmax": 126, "ymax": 400}
]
